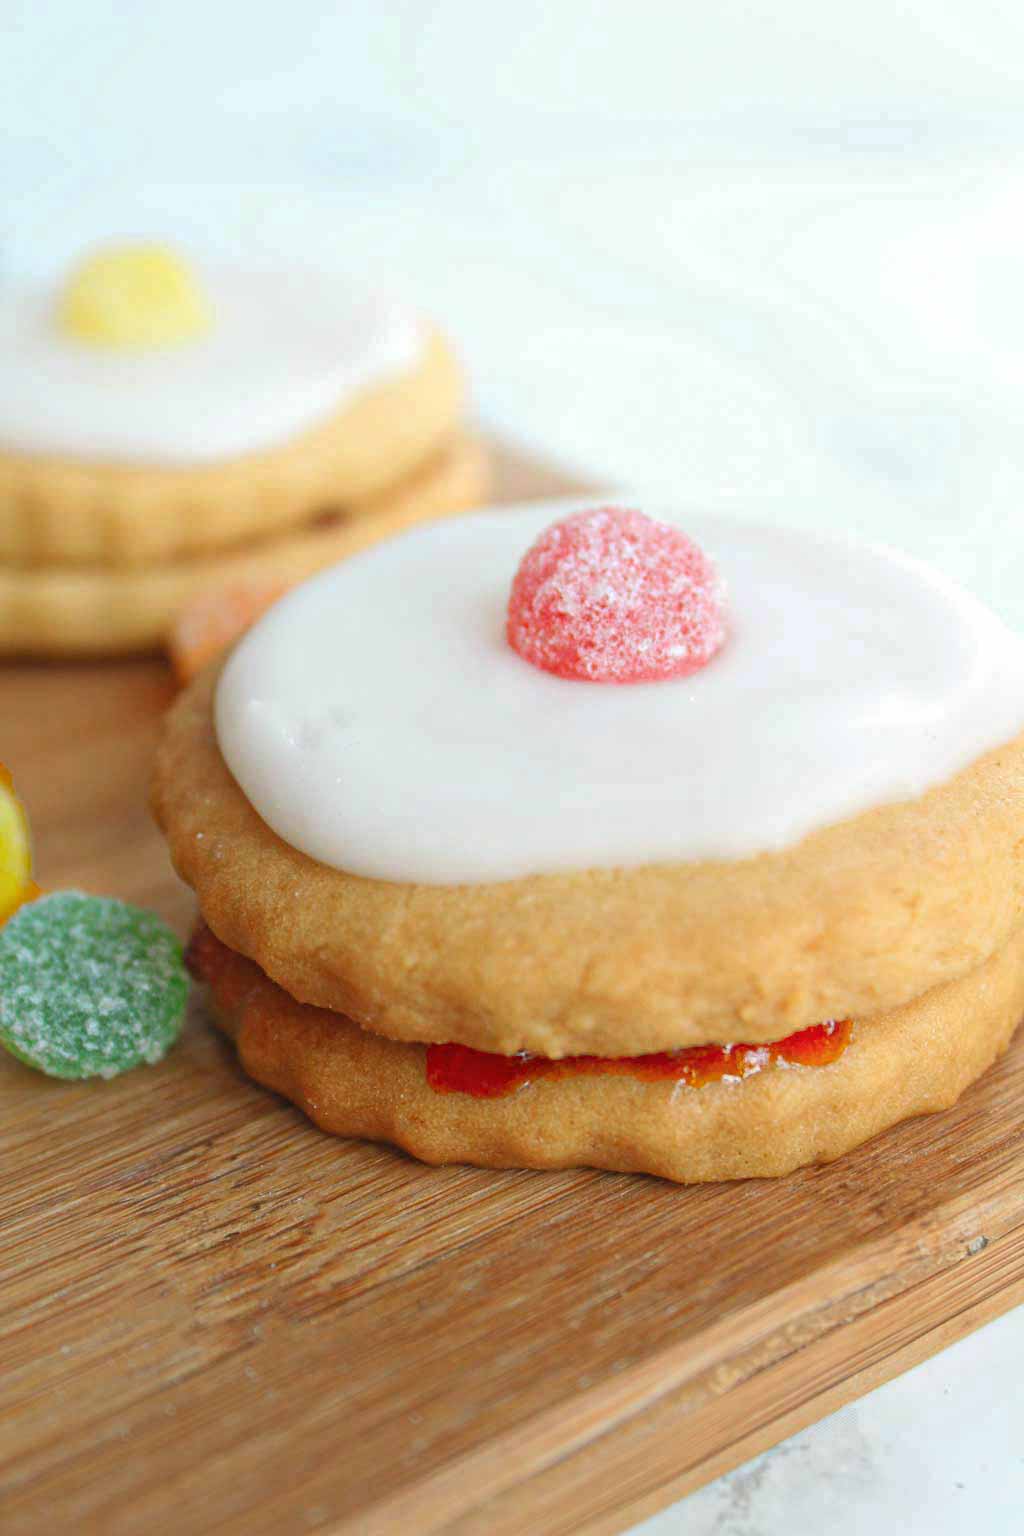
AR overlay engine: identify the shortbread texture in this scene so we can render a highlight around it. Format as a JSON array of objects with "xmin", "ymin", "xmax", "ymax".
[
  {"xmin": 0, "ymin": 332, "xmax": 462, "ymax": 568},
  {"xmin": 152, "ymin": 666, "xmax": 1024, "ymax": 1057},
  {"xmin": 0, "ymin": 435, "xmax": 488, "ymax": 655},
  {"xmin": 195, "ymin": 923, "xmax": 1024, "ymax": 1183}
]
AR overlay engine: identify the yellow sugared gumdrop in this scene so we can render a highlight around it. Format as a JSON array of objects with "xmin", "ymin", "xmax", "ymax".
[
  {"xmin": 58, "ymin": 243, "xmax": 212, "ymax": 348},
  {"xmin": 0, "ymin": 765, "xmax": 32, "ymax": 923}
]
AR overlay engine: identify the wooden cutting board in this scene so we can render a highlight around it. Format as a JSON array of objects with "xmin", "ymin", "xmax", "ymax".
[{"xmin": 3, "ymin": 440, "xmax": 1024, "ymax": 1536}]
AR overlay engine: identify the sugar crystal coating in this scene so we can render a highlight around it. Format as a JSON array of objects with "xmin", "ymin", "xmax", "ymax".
[
  {"xmin": 0, "ymin": 892, "xmax": 187, "ymax": 1079},
  {"xmin": 506, "ymin": 506, "xmax": 725, "ymax": 683}
]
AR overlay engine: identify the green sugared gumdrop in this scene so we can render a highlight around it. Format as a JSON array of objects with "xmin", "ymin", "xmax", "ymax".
[{"xmin": 0, "ymin": 892, "xmax": 187, "ymax": 1080}]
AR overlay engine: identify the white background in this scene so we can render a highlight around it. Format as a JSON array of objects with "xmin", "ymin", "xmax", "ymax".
[{"xmin": 5, "ymin": 4, "xmax": 1024, "ymax": 1530}]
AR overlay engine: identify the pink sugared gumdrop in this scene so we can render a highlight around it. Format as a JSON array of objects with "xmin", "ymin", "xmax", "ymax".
[{"xmin": 506, "ymin": 506, "xmax": 725, "ymax": 683}]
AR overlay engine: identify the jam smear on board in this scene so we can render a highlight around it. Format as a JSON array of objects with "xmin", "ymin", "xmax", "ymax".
[{"xmin": 426, "ymin": 1021, "xmax": 853, "ymax": 1099}]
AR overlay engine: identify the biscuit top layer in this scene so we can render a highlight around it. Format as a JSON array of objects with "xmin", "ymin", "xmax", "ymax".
[
  {"xmin": 214, "ymin": 499, "xmax": 1024, "ymax": 884},
  {"xmin": 0, "ymin": 261, "xmax": 424, "ymax": 464}
]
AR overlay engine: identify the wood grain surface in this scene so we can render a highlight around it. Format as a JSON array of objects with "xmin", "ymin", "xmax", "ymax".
[{"xmin": 3, "ymin": 440, "xmax": 1024, "ymax": 1536}]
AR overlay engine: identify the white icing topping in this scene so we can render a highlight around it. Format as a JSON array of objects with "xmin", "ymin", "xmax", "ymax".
[
  {"xmin": 215, "ymin": 498, "xmax": 1024, "ymax": 884},
  {"xmin": 0, "ymin": 272, "xmax": 424, "ymax": 464}
]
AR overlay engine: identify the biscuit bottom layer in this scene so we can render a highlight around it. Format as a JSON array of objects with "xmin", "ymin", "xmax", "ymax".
[
  {"xmin": 187, "ymin": 921, "xmax": 852, "ymax": 1095},
  {"xmin": 185, "ymin": 920, "xmax": 1024, "ymax": 1183}
]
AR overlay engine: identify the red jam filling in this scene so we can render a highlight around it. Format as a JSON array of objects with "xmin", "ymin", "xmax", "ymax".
[{"xmin": 427, "ymin": 1021, "xmax": 852, "ymax": 1098}]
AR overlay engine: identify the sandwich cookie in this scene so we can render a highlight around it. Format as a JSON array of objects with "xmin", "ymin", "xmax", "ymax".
[
  {"xmin": 154, "ymin": 501, "xmax": 1024, "ymax": 1180},
  {"xmin": 0, "ymin": 243, "xmax": 483, "ymax": 654}
]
